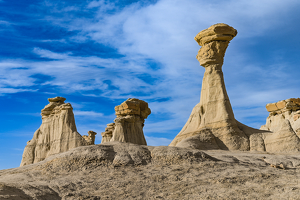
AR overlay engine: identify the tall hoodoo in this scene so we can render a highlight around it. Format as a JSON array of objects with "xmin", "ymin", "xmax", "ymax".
[
  {"xmin": 170, "ymin": 24, "xmax": 249, "ymax": 150},
  {"xmin": 20, "ymin": 97, "xmax": 89, "ymax": 166},
  {"xmin": 102, "ymin": 98, "xmax": 151, "ymax": 145}
]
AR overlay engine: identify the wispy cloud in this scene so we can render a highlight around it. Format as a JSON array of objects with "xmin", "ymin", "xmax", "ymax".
[
  {"xmin": 74, "ymin": 110, "xmax": 104, "ymax": 117},
  {"xmin": 1, "ymin": 0, "xmax": 300, "ymax": 142},
  {"xmin": 145, "ymin": 136, "xmax": 172, "ymax": 146}
]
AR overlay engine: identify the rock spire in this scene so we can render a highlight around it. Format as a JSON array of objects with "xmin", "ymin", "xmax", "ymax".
[
  {"xmin": 169, "ymin": 23, "xmax": 300, "ymax": 153},
  {"xmin": 20, "ymin": 97, "xmax": 90, "ymax": 166},
  {"xmin": 170, "ymin": 23, "xmax": 250, "ymax": 150},
  {"xmin": 101, "ymin": 98, "xmax": 151, "ymax": 145}
]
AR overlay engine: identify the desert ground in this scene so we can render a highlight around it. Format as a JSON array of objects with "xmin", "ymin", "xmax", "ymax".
[{"xmin": 1, "ymin": 142, "xmax": 300, "ymax": 200}]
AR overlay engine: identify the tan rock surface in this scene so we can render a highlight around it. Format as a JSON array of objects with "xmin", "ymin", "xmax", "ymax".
[
  {"xmin": 104, "ymin": 98, "xmax": 151, "ymax": 145},
  {"xmin": 170, "ymin": 23, "xmax": 252, "ymax": 150},
  {"xmin": 82, "ymin": 130, "xmax": 97, "ymax": 145},
  {"xmin": 260, "ymin": 98, "xmax": 300, "ymax": 152},
  {"xmin": 2, "ymin": 143, "xmax": 300, "ymax": 199},
  {"xmin": 101, "ymin": 123, "xmax": 115, "ymax": 143},
  {"xmin": 20, "ymin": 97, "xmax": 88, "ymax": 166}
]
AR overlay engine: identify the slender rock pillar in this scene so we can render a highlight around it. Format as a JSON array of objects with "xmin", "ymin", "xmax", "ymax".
[{"xmin": 170, "ymin": 23, "xmax": 249, "ymax": 150}]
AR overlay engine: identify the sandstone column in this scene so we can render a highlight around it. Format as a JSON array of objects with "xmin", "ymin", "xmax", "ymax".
[
  {"xmin": 169, "ymin": 23, "xmax": 249, "ymax": 150},
  {"xmin": 20, "ymin": 97, "xmax": 88, "ymax": 166},
  {"xmin": 109, "ymin": 98, "xmax": 151, "ymax": 145}
]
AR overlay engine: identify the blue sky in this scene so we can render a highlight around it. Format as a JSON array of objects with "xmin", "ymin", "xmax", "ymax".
[{"xmin": 1, "ymin": 0, "xmax": 300, "ymax": 170}]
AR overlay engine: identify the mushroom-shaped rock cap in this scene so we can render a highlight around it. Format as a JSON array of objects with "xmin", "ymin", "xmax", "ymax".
[
  {"xmin": 48, "ymin": 96, "xmax": 66, "ymax": 103},
  {"xmin": 194, "ymin": 23, "xmax": 237, "ymax": 46}
]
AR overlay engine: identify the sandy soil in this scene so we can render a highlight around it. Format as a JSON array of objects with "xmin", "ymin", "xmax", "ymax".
[{"xmin": 1, "ymin": 142, "xmax": 300, "ymax": 200}]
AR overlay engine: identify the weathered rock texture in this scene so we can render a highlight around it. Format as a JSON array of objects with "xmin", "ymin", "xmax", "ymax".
[
  {"xmin": 3, "ymin": 143, "xmax": 300, "ymax": 199},
  {"xmin": 261, "ymin": 98, "xmax": 300, "ymax": 133},
  {"xmin": 170, "ymin": 23, "xmax": 300, "ymax": 153},
  {"xmin": 102, "ymin": 98, "xmax": 151, "ymax": 145},
  {"xmin": 259, "ymin": 98, "xmax": 300, "ymax": 152},
  {"xmin": 101, "ymin": 123, "xmax": 115, "ymax": 143},
  {"xmin": 170, "ymin": 23, "xmax": 251, "ymax": 150},
  {"xmin": 82, "ymin": 131, "xmax": 97, "ymax": 145},
  {"xmin": 20, "ymin": 97, "xmax": 89, "ymax": 166}
]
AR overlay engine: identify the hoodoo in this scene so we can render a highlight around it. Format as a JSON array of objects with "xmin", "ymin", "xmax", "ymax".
[
  {"xmin": 170, "ymin": 23, "xmax": 300, "ymax": 153},
  {"xmin": 101, "ymin": 98, "xmax": 151, "ymax": 145},
  {"xmin": 20, "ymin": 97, "xmax": 89, "ymax": 166},
  {"xmin": 170, "ymin": 23, "xmax": 251, "ymax": 150}
]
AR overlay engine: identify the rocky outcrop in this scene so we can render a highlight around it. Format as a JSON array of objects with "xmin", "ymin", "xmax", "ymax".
[
  {"xmin": 101, "ymin": 123, "xmax": 115, "ymax": 143},
  {"xmin": 169, "ymin": 23, "xmax": 252, "ymax": 150},
  {"xmin": 20, "ymin": 97, "xmax": 89, "ymax": 166},
  {"xmin": 261, "ymin": 98, "xmax": 300, "ymax": 134},
  {"xmin": 169, "ymin": 23, "xmax": 300, "ymax": 153},
  {"xmin": 259, "ymin": 98, "xmax": 300, "ymax": 152},
  {"xmin": 4, "ymin": 143, "xmax": 300, "ymax": 199},
  {"xmin": 102, "ymin": 98, "xmax": 151, "ymax": 145},
  {"xmin": 82, "ymin": 131, "xmax": 97, "ymax": 145}
]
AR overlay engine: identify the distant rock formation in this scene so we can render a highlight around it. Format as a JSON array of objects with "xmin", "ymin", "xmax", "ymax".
[
  {"xmin": 102, "ymin": 98, "xmax": 151, "ymax": 145},
  {"xmin": 20, "ymin": 97, "xmax": 90, "ymax": 166},
  {"xmin": 170, "ymin": 23, "xmax": 250, "ymax": 150},
  {"xmin": 101, "ymin": 123, "xmax": 115, "ymax": 143},
  {"xmin": 82, "ymin": 131, "xmax": 97, "ymax": 145}
]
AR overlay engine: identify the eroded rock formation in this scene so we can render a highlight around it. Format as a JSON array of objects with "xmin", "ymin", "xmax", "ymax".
[
  {"xmin": 258, "ymin": 98, "xmax": 300, "ymax": 152},
  {"xmin": 169, "ymin": 23, "xmax": 300, "ymax": 153},
  {"xmin": 170, "ymin": 23, "xmax": 250, "ymax": 150},
  {"xmin": 261, "ymin": 98, "xmax": 300, "ymax": 134},
  {"xmin": 101, "ymin": 123, "xmax": 115, "ymax": 143},
  {"xmin": 83, "ymin": 131, "xmax": 97, "ymax": 145},
  {"xmin": 102, "ymin": 98, "xmax": 151, "ymax": 145},
  {"xmin": 20, "ymin": 97, "xmax": 89, "ymax": 166}
]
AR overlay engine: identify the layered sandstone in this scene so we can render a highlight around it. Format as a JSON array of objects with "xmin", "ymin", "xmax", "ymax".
[
  {"xmin": 259, "ymin": 98, "xmax": 300, "ymax": 152},
  {"xmin": 262, "ymin": 98, "xmax": 300, "ymax": 134},
  {"xmin": 20, "ymin": 97, "xmax": 89, "ymax": 166},
  {"xmin": 170, "ymin": 23, "xmax": 251, "ymax": 150},
  {"xmin": 102, "ymin": 98, "xmax": 151, "ymax": 145},
  {"xmin": 170, "ymin": 23, "xmax": 300, "ymax": 153},
  {"xmin": 83, "ymin": 131, "xmax": 97, "ymax": 145},
  {"xmin": 101, "ymin": 123, "xmax": 115, "ymax": 143},
  {"xmin": 4, "ymin": 143, "xmax": 300, "ymax": 199}
]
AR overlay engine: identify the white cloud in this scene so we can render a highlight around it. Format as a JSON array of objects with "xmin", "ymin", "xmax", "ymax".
[
  {"xmin": 33, "ymin": 48, "xmax": 72, "ymax": 59},
  {"xmin": 73, "ymin": 110, "xmax": 104, "ymax": 117},
  {"xmin": 145, "ymin": 136, "xmax": 172, "ymax": 146},
  {"xmin": 2, "ymin": 0, "xmax": 300, "ymax": 137}
]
